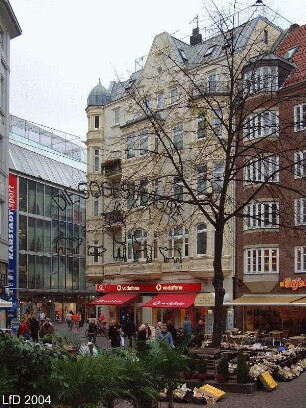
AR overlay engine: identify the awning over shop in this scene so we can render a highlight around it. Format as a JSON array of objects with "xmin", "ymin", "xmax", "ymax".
[
  {"xmin": 224, "ymin": 295, "xmax": 306, "ymax": 306},
  {"xmin": 142, "ymin": 293, "xmax": 197, "ymax": 309},
  {"xmin": 90, "ymin": 293, "xmax": 138, "ymax": 306}
]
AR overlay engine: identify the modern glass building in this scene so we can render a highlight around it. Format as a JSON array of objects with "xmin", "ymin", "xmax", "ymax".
[{"xmin": 8, "ymin": 115, "xmax": 90, "ymax": 323}]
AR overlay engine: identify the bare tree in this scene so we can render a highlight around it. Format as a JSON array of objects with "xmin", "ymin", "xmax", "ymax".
[{"xmin": 90, "ymin": 1, "xmax": 305, "ymax": 346}]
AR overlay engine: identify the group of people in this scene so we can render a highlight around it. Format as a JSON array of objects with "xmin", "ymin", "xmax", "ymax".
[{"xmin": 17, "ymin": 311, "xmax": 55, "ymax": 342}]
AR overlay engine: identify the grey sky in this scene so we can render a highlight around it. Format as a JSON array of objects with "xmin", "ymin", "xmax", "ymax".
[{"xmin": 9, "ymin": 0, "xmax": 304, "ymax": 140}]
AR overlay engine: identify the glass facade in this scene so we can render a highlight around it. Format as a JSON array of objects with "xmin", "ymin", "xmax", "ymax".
[{"xmin": 18, "ymin": 177, "xmax": 86, "ymax": 291}]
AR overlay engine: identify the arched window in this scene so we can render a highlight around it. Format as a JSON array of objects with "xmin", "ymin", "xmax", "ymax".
[{"xmin": 197, "ymin": 224, "xmax": 207, "ymax": 255}]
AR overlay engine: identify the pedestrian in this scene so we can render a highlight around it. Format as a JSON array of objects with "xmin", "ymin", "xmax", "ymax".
[
  {"xmin": 159, "ymin": 324, "xmax": 174, "ymax": 347},
  {"xmin": 108, "ymin": 319, "xmax": 121, "ymax": 348},
  {"xmin": 155, "ymin": 321, "xmax": 163, "ymax": 339},
  {"xmin": 183, "ymin": 316, "xmax": 192, "ymax": 335},
  {"xmin": 65, "ymin": 310, "xmax": 73, "ymax": 331},
  {"xmin": 39, "ymin": 318, "xmax": 54, "ymax": 340},
  {"xmin": 72, "ymin": 312, "xmax": 80, "ymax": 332},
  {"xmin": 192, "ymin": 318, "xmax": 205, "ymax": 347},
  {"xmin": 167, "ymin": 319, "xmax": 177, "ymax": 344},
  {"xmin": 29, "ymin": 315, "xmax": 40, "ymax": 342},
  {"xmin": 87, "ymin": 319, "xmax": 98, "ymax": 344},
  {"xmin": 39, "ymin": 310, "xmax": 45, "ymax": 327},
  {"xmin": 17, "ymin": 320, "xmax": 30, "ymax": 340},
  {"xmin": 123, "ymin": 317, "xmax": 136, "ymax": 347}
]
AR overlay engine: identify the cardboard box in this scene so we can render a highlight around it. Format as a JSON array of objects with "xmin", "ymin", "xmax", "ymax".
[{"xmin": 199, "ymin": 384, "xmax": 226, "ymax": 401}]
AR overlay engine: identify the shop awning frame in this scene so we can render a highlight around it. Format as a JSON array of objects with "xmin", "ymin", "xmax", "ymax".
[
  {"xmin": 90, "ymin": 293, "xmax": 138, "ymax": 306},
  {"xmin": 224, "ymin": 295, "xmax": 306, "ymax": 306},
  {"xmin": 142, "ymin": 293, "xmax": 198, "ymax": 309}
]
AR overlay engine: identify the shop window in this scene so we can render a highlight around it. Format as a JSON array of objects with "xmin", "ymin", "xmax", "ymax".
[{"xmin": 245, "ymin": 248, "xmax": 279, "ymax": 274}]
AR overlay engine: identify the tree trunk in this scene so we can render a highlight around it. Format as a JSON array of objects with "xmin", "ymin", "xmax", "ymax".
[{"xmin": 211, "ymin": 224, "xmax": 226, "ymax": 348}]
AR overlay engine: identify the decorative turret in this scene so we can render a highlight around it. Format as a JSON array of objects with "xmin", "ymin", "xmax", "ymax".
[{"xmin": 87, "ymin": 79, "xmax": 111, "ymax": 107}]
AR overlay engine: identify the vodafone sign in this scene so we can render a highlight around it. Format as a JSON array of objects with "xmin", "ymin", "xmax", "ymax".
[{"xmin": 96, "ymin": 282, "xmax": 201, "ymax": 293}]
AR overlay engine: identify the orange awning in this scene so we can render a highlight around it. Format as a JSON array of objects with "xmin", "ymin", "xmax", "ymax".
[
  {"xmin": 90, "ymin": 293, "xmax": 138, "ymax": 305},
  {"xmin": 142, "ymin": 293, "xmax": 197, "ymax": 309}
]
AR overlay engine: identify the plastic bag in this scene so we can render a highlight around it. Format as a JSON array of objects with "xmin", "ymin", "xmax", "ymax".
[{"xmin": 120, "ymin": 335, "xmax": 125, "ymax": 347}]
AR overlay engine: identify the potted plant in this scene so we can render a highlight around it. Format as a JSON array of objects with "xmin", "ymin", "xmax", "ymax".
[
  {"xmin": 183, "ymin": 356, "xmax": 196, "ymax": 380},
  {"xmin": 196, "ymin": 357, "xmax": 208, "ymax": 381},
  {"xmin": 216, "ymin": 356, "xmax": 229, "ymax": 383},
  {"xmin": 236, "ymin": 351, "xmax": 250, "ymax": 384}
]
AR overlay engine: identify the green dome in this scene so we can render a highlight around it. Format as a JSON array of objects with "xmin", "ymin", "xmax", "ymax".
[{"xmin": 87, "ymin": 79, "xmax": 111, "ymax": 107}]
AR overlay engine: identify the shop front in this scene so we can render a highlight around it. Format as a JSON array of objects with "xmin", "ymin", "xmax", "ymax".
[
  {"xmin": 225, "ymin": 293, "xmax": 306, "ymax": 335},
  {"xmin": 92, "ymin": 282, "xmax": 202, "ymax": 328}
]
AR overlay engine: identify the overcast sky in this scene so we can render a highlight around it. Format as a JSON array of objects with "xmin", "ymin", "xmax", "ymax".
[{"xmin": 8, "ymin": 0, "xmax": 305, "ymax": 140}]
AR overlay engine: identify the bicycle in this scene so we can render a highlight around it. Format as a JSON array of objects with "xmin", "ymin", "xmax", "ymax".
[{"xmin": 85, "ymin": 322, "xmax": 109, "ymax": 339}]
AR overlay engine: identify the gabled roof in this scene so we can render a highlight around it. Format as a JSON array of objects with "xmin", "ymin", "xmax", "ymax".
[{"xmin": 275, "ymin": 24, "xmax": 306, "ymax": 87}]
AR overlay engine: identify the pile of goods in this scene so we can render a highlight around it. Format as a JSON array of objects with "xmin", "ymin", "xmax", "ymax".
[{"xmin": 159, "ymin": 383, "xmax": 225, "ymax": 405}]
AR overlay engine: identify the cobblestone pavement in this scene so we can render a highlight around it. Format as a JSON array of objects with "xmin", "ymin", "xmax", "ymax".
[{"xmin": 52, "ymin": 322, "xmax": 306, "ymax": 408}]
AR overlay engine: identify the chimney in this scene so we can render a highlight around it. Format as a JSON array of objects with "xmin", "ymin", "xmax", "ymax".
[{"xmin": 190, "ymin": 27, "xmax": 202, "ymax": 46}]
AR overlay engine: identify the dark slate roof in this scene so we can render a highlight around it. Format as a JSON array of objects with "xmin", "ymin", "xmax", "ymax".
[{"xmin": 87, "ymin": 79, "xmax": 111, "ymax": 107}]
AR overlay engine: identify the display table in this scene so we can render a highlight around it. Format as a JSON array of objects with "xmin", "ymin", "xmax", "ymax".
[{"xmin": 289, "ymin": 336, "xmax": 306, "ymax": 346}]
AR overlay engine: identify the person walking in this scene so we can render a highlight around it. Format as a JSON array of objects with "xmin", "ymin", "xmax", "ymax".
[
  {"xmin": 29, "ymin": 315, "xmax": 40, "ymax": 342},
  {"xmin": 72, "ymin": 312, "xmax": 80, "ymax": 332},
  {"xmin": 65, "ymin": 310, "xmax": 73, "ymax": 331},
  {"xmin": 108, "ymin": 319, "xmax": 121, "ymax": 348},
  {"xmin": 183, "ymin": 316, "xmax": 192, "ymax": 336},
  {"xmin": 159, "ymin": 324, "xmax": 174, "ymax": 347},
  {"xmin": 155, "ymin": 321, "xmax": 163, "ymax": 339},
  {"xmin": 87, "ymin": 319, "xmax": 98, "ymax": 344},
  {"xmin": 123, "ymin": 317, "xmax": 136, "ymax": 347},
  {"xmin": 39, "ymin": 310, "xmax": 45, "ymax": 327}
]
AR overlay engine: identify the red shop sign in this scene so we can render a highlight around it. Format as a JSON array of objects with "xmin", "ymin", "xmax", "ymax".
[{"xmin": 95, "ymin": 282, "xmax": 201, "ymax": 293}]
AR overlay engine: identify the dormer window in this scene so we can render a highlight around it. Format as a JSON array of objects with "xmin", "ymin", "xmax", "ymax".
[
  {"xmin": 179, "ymin": 49, "xmax": 188, "ymax": 61},
  {"xmin": 283, "ymin": 46, "xmax": 298, "ymax": 60},
  {"xmin": 204, "ymin": 45, "xmax": 215, "ymax": 57}
]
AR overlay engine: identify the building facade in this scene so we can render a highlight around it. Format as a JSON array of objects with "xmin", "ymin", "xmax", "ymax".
[
  {"xmin": 0, "ymin": 1, "xmax": 21, "ymax": 326},
  {"xmin": 85, "ymin": 12, "xmax": 282, "ymax": 330},
  {"xmin": 234, "ymin": 23, "xmax": 306, "ymax": 335},
  {"xmin": 7, "ymin": 115, "xmax": 89, "ymax": 324}
]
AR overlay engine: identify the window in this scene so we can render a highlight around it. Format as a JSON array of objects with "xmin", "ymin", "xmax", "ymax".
[
  {"xmin": 244, "ymin": 66, "xmax": 278, "ymax": 94},
  {"xmin": 244, "ymin": 110, "xmax": 279, "ymax": 140},
  {"xmin": 127, "ymin": 229, "xmax": 147, "ymax": 261},
  {"xmin": 174, "ymin": 176, "xmax": 183, "ymax": 201},
  {"xmin": 294, "ymin": 151, "xmax": 306, "ymax": 178},
  {"xmin": 213, "ymin": 163, "xmax": 224, "ymax": 193},
  {"xmin": 94, "ymin": 149, "xmax": 100, "ymax": 172},
  {"xmin": 170, "ymin": 88, "xmax": 178, "ymax": 104},
  {"xmin": 244, "ymin": 201, "xmax": 279, "ymax": 229},
  {"xmin": 173, "ymin": 123, "xmax": 183, "ymax": 150},
  {"xmin": 126, "ymin": 135, "xmax": 136, "ymax": 159},
  {"xmin": 139, "ymin": 179, "xmax": 148, "ymax": 207},
  {"xmin": 295, "ymin": 198, "xmax": 306, "ymax": 225},
  {"xmin": 179, "ymin": 49, "xmax": 188, "ymax": 61},
  {"xmin": 139, "ymin": 128, "xmax": 148, "ymax": 156},
  {"xmin": 197, "ymin": 165, "xmax": 207, "ymax": 195},
  {"xmin": 94, "ymin": 115, "xmax": 100, "ymax": 129},
  {"xmin": 113, "ymin": 108, "xmax": 120, "ymax": 125},
  {"xmin": 295, "ymin": 247, "xmax": 306, "ymax": 272},
  {"xmin": 294, "ymin": 103, "xmax": 306, "ymax": 132},
  {"xmin": 263, "ymin": 29, "xmax": 268, "ymax": 44},
  {"xmin": 213, "ymin": 109, "xmax": 222, "ymax": 137},
  {"xmin": 93, "ymin": 240, "xmax": 99, "ymax": 263},
  {"xmin": 284, "ymin": 46, "xmax": 298, "ymax": 60},
  {"xmin": 244, "ymin": 155, "xmax": 279, "ymax": 183},
  {"xmin": 245, "ymin": 248, "xmax": 279, "ymax": 274},
  {"xmin": 169, "ymin": 226, "xmax": 189, "ymax": 258},
  {"xmin": 93, "ymin": 196, "xmax": 99, "ymax": 217},
  {"xmin": 127, "ymin": 181, "xmax": 135, "ymax": 209},
  {"xmin": 157, "ymin": 92, "xmax": 164, "ymax": 109},
  {"xmin": 208, "ymin": 72, "xmax": 216, "ymax": 93},
  {"xmin": 196, "ymin": 224, "xmax": 207, "ymax": 255},
  {"xmin": 197, "ymin": 114, "xmax": 206, "ymax": 139},
  {"xmin": 204, "ymin": 45, "xmax": 215, "ymax": 57}
]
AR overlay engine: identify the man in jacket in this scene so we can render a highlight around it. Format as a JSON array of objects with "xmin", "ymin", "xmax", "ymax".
[{"xmin": 39, "ymin": 318, "xmax": 54, "ymax": 340}]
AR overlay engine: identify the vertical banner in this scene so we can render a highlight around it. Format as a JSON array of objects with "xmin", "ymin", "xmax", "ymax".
[{"xmin": 7, "ymin": 174, "xmax": 18, "ymax": 323}]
